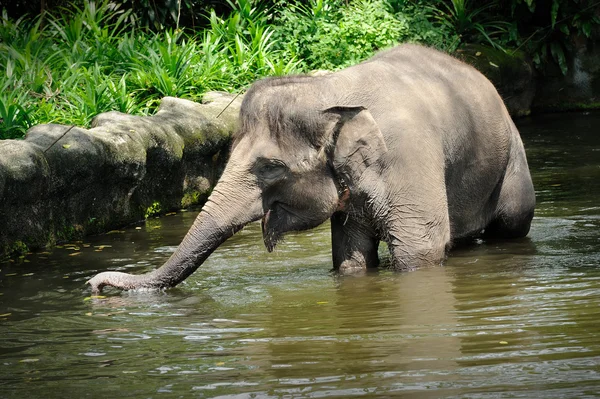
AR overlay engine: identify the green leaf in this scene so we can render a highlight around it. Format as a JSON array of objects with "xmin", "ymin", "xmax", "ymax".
[
  {"xmin": 525, "ymin": 0, "xmax": 536, "ymax": 13},
  {"xmin": 582, "ymin": 22, "xmax": 592, "ymax": 38},
  {"xmin": 550, "ymin": 42, "xmax": 568, "ymax": 75},
  {"xmin": 550, "ymin": 0, "xmax": 559, "ymax": 28},
  {"xmin": 6, "ymin": 59, "xmax": 12, "ymax": 79}
]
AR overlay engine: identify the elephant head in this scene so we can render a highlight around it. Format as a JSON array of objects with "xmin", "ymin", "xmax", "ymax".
[{"xmin": 87, "ymin": 76, "xmax": 387, "ymax": 292}]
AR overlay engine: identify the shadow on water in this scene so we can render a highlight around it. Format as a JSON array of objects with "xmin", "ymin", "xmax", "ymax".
[{"xmin": 1, "ymin": 112, "xmax": 600, "ymax": 398}]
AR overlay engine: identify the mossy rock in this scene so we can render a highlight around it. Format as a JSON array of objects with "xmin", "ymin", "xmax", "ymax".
[{"xmin": 0, "ymin": 92, "xmax": 241, "ymax": 259}]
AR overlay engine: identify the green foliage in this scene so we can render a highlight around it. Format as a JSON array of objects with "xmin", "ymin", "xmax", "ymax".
[
  {"xmin": 0, "ymin": 80, "xmax": 33, "ymax": 139},
  {"xmin": 145, "ymin": 201, "xmax": 162, "ymax": 218},
  {"xmin": 2, "ymin": 0, "xmax": 598, "ymax": 139},
  {"xmin": 432, "ymin": 0, "xmax": 510, "ymax": 50},
  {"xmin": 509, "ymin": 0, "xmax": 600, "ymax": 75},
  {"xmin": 0, "ymin": 0, "xmax": 299, "ymax": 139},
  {"xmin": 273, "ymin": 0, "xmax": 456, "ymax": 72}
]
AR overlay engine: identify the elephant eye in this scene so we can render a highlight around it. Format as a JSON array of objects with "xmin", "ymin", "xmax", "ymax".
[{"xmin": 257, "ymin": 159, "xmax": 288, "ymax": 181}]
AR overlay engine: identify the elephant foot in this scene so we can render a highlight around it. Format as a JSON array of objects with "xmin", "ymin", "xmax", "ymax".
[{"xmin": 336, "ymin": 259, "xmax": 368, "ymax": 276}]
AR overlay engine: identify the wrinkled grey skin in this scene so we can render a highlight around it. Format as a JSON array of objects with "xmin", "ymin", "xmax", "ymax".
[{"xmin": 88, "ymin": 44, "xmax": 535, "ymax": 292}]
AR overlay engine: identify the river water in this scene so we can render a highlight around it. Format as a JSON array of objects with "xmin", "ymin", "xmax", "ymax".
[{"xmin": 1, "ymin": 112, "xmax": 599, "ymax": 398}]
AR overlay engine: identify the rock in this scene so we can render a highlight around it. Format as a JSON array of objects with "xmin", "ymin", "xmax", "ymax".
[{"xmin": 0, "ymin": 93, "xmax": 242, "ymax": 258}]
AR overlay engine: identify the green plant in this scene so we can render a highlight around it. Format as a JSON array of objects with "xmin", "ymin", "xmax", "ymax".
[
  {"xmin": 145, "ymin": 201, "xmax": 162, "ymax": 218},
  {"xmin": 0, "ymin": 80, "xmax": 33, "ymax": 139},
  {"xmin": 132, "ymin": 29, "xmax": 197, "ymax": 98},
  {"xmin": 433, "ymin": 0, "xmax": 510, "ymax": 50},
  {"xmin": 273, "ymin": 0, "xmax": 407, "ymax": 71},
  {"xmin": 393, "ymin": 1, "xmax": 460, "ymax": 52},
  {"xmin": 509, "ymin": 0, "xmax": 600, "ymax": 75}
]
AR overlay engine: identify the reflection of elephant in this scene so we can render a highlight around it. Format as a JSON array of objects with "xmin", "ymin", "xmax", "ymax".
[{"xmin": 88, "ymin": 44, "xmax": 535, "ymax": 292}]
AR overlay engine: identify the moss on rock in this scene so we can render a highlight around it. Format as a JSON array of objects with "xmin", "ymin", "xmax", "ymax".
[{"xmin": 0, "ymin": 92, "xmax": 242, "ymax": 259}]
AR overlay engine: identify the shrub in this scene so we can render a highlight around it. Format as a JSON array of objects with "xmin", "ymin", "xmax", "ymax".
[
  {"xmin": 273, "ymin": 0, "xmax": 406, "ymax": 71},
  {"xmin": 272, "ymin": 0, "xmax": 459, "ymax": 72}
]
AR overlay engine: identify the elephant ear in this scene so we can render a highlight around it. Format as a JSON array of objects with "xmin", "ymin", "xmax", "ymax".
[{"xmin": 323, "ymin": 106, "xmax": 388, "ymax": 182}]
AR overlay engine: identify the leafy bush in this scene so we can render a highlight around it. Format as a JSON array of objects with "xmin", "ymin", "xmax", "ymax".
[
  {"xmin": 273, "ymin": 0, "xmax": 402, "ymax": 71},
  {"xmin": 4, "ymin": 0, "xmax": 596, "ymax": 139},
  {"xmin": 0, "ymin": 0, "xmax": 299, "ymax": 139},
  {"xmin": 508, "ymin": 0, "xmax": 600, "ymax": 75},
  {"xmin": 432, "ymin": 0, "xmax": 510, "ymax": 50},
  {"xmin": 273, "ymin": 0, "xmax": 458, "ymax": 72}
]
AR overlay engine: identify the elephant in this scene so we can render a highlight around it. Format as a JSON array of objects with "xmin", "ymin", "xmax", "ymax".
[{"xmin": 87, "ymin": 44, "xmax": 535, "ymax": 293}]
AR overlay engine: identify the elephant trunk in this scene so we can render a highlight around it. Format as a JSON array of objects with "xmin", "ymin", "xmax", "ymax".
[{"xmin": 87, "ymin": 168, "xmax": 262, "ymax": 293}]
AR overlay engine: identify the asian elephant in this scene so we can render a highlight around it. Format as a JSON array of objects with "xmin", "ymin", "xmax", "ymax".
[{"xmin": 88, "ymin": 44, "xmax": 535, "ymax": 292}]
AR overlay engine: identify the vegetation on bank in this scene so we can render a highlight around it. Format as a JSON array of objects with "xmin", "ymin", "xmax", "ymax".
[{"xmin": 1, "ymin": 0, "xmax": 599, "ymax": 139}]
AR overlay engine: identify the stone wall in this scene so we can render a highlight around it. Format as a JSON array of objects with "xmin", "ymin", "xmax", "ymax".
[{"xmin": 0, "ymin": 92, "xmax": 242, "ymax": 259}]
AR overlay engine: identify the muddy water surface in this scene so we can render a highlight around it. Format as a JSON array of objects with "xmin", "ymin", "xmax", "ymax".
[{"xmin": 1, "ymin": 112, "xmax": 600, "ymax": 398}]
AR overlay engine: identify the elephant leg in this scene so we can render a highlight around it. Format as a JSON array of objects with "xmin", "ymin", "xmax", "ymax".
[
  {"xmin": 385, "ymin": 230, "xmax": 449, "ymax": 271},
  {"xmin": 331, "ymin": 212, "xmax": 380, "ymax": 273},
  {"xmin": 383, "ymin": 198, "xmax": 451, "ymax": 271},
  {"xmin": 484, "ymin": 153, "xmax": 536, "ymax": 239},
  {"xmin": 484, "ymin": 178, "xmax": 535, "ymax": 238}
]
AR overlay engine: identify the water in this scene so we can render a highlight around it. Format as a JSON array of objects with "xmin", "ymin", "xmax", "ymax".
[{"xmin": 1, "ymin": 112, "xmax": 600, "ymax": 398}]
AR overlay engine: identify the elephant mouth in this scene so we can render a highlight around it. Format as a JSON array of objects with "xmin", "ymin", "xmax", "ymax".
[
  {"xmin": 261, "ymin": 202, "xmax": 298, "ymax": 252},
  {"xmin": 261, "ymin": 201, "xmax": 331, "ymax": 253},
  {"xmin": 261, "ymin": 208, "xmax": 280, "ymax": 252}
]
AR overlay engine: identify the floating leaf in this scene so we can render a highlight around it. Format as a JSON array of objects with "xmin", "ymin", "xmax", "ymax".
[
  {"xmin": 317, "ymin": 301, "xmax": 328, "ymax": 305},
  {"xmin": 489, "ymin": 62, "xmax": 499, "ymax": 68},
  {"xmin": 216, "ymin": 362, "xmax": 225, "ymax": 366},
  {"xmin": 475, "ymin": 51, "xmax": 481, "ymax": 56},
  {"xmin": 19, "ymin": 358, "xmax": 39, "ymax": 363},
  {"xmin": 135, "ymin": 227, "xmax": 142, "ymax": 230},
  {"xmin": 85, "ymin": 313, "xmax": 93, "ymax": 316},
  {"xmin": 84, "ymin": 295, "xmax": 107, "ymax": 301},
  {"xmin": 22, "ymin": 273, "xmax": 34, "ymax": 276},
  {"xmin": 107, "ymin": 230, "xmax": 125, "ymax": 234},
  {"xmin": 499, "ymin": 341, "xmax": 508, "ymax": 345},
  {"xmin": 62, "ymin": 144, "xmax": 71, "ymax": 149},
  {"xmin": 166, "ymin": 212, "xmax": 177, "ymax": 216},
  {"xmin": 69, "ymin": 252, "xmax": 82, "ymax": 257},
  {"xmin": 5, "ymin": 273, "xmax": 17, "ymax": 277},
  {"xmin": 92, "ymin": 328, "xmax": 130, "ymax": 334},
  {"xmin": 0, "ymin": 313, "xmax": 12, "ymax": 317}
]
